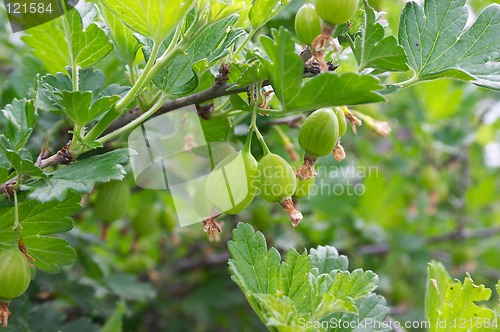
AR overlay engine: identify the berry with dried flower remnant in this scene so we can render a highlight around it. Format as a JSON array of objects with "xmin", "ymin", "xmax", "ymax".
[
  {"xmin": 0, "ymin": 248, "xmax": 31, "ymax": 300},
  {"xmin": 205, "ymin": 150, "xmax": 258, "ymax": 215},
  {"xmin": 297, "ymin": 108, "xmax": 339, "ymax": 180},
  {"xmin": 0, "ymin": 247, "xmax": 32, "ymax": 327},
  {"xmin": 258, "ymin": 153, "xmax": 303, "ymax": 226},
  {"xmin": 295, "ymin": 4, "xmax": 322, "ymax": 46}
]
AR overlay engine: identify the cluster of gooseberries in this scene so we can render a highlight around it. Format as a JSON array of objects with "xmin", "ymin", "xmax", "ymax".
[{"xmin": 202, "ymin": 106, "xmax": 350, "ymax": 236}]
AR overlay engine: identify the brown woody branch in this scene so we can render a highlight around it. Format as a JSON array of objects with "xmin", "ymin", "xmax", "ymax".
[
  {"xmin": 0, "ymin": 142, "xmax": 73, "ymax": 195},
  {"xmin": 1, "ymin": 60, "xmax": 333, "ymax": 196}
]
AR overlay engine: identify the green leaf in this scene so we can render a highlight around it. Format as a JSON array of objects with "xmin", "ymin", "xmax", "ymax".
[
  {"xmin": 99, "ymin": 4, "xmax": 141, "ymax": 65},
  {"xmin": 399, "ymin": 0, "xmax": 500, "ymax": 89},
  {"xmin": 22, "ymin": 18, "xmax": 68, "ymax": 74},
  {"xmin": 209, "ymin": 0, "xmax": 247, "ymax": 24},
  {"xmin": 253, "ymin": 294, "xmax": 303, "ymax": 328},
  {"xmin": 314, "ymin": 269, "xmax": 379, "ymax": 319},
  {"xmin": 353, "ymin": 1, "xmax": 409, "ymax": 72},
  {"xmin": 249, "ymin": 0, "xmax": 290, "ymax": 29},
  {"xmin": 260, "ymin": 28, "xmax": 385, "ymax": 112},
  {"xmin": 24, "ymin": 149, "xmax": 129, "ymax": 202},
  {"xmin": 55, "ymin": 90, "xmax": 120, "ymax": 126},
  {"xmin": 0, "ymin": 193, "xmax": 80, "ymax": 273},
  {"xmin": 68, "ymin": 4, "xmax": 114, "ymax": 68},
  {"xmin": 55, "ymin": 90, "xmax": 93, "ymax": 124},
  {"xmin": 37, "ymin": 69, "xmax": 128, "ymax": 121},
  {"xmin": 102, "ymin": 0, "xmax": 194, "ymax": 42},
  {"xmin": 228, "ymin": 61, "xmax": 267, "ymax": 88},
  {"xmin": 201, "ymin": 117, "xmax": 231, "ymax": 142},
  {"xmin": 0, "ymin": 99, "xmax": 38, "ymax": 150},
  {"xmin": 228, "ymin": 223, "xmax": 281, "ymax": 295},
  {"xmin": 335, "ymin": 294, "xmax": 391, "ymax": 332},
  {"xmin": 149, "ymin": 16, "xmax": 244, "ymax": 96},
  {"xmin": 0, "ymin": 146, "xmax": 45, "ymax": 178},
  {"xmin": 101, "ymin": 301, "xmax": 127, "ymax": 332},
  {"xmin": 280, "ymin": 249, "xmax": 312, "ymax": 313},
  {"xmin": 426, "ymin": 261, "xmax": 497, "ymax": 331},
  {"xmin": 23, "ymin": 4, "xmax": 113, "ymax": 73},
  {"xmin": 310, "ymin": 246, "xmax": 349, "ymax": 275},
  {"xmin": 229, "ymin": 224, "xmax": 389, "ymax": 331}
]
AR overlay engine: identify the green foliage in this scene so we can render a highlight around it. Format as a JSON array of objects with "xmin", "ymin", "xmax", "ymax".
[
  {"xmin": 228, "ymin": 223, "xmax": 389, "ymax": 331},
  {"xmin": 259, "ymin": 28, "xmax": 385, "ymax": 112},
  {"xmin": 0, "ymin": 193, "xmax": 80, "ymax": 273},
  {"xmin": 101, "ymin": 301, "xmax": 126, "ymax": 332},
  {"xmin": 353, "ymin": 0, "xmax": 408, "ymax": 72},
  {"xmin": 0, "ymin": 0, "xmax": 500, "ymax": 329},
  {"xmin": 22, "ymin": 3, "xmax": 112, "ymax": 73},
  {"xmin": 426, "ymin": 262, "xmax": 499, "ymax": 331},
  {"xmin": 0, "ymin": 99, "xmax": 37, "ymax": 150},
  {"xmin": 102, "ymin": 0, "xmax": 194, "ymax": 43},
  {"xmin": 24, "ymin": 149, "xmax": 129, "ymax": 202},
  {"xmin": 98, "ymin": 4, "xmax": 141, "ymax": 65},
  {"xmin": 399, "ymin": 0, "xmax": 500, "ymax": 89},
  {"xmin": 250, "ymin": 0, "xmax": 291, "ymax": 29},
  {"xmin": 145, "ymin": 15, "xmax": 245, "ymax": 96},
  {"xmin": 36, "ymin": 68, "xmax": 129, "ymax": 125}
]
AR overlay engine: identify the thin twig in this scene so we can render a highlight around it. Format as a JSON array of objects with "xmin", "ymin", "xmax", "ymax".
[{"xmin": 0, "ymin": 142, "xmax": 72, "ymax": 194}]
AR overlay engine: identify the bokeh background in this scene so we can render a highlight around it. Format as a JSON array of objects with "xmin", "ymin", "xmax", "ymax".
[{"xmin": 1, "ymin": 0, "xmax": 500, "ymax": 330}]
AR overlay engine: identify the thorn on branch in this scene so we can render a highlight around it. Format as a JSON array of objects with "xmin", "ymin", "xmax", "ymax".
[
  {"xmin": 35, "ymin": 137, "xmax": 50, "ymax": 167},
  {"xmin": 58, "ymin": 141, "xmax": 74, "ymax": 165}
]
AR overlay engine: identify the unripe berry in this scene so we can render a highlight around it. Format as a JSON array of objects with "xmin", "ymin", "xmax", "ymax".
[
  {"xmin": 258, "ymin": 153, "xmax": 303, "ymax": 226},
  {"xmin": 0, "ymin": 248, "xmax": 31, "ymax": 301},
  {"xmin": 334, "ymin": 107, "xmax": 347, "ymax": 137},
  {"xmin": 258, "ymin": 153, "xmax": 297, "ymax": 202},
  {"xmin": 94, "ymin": 180, "xmax": 131, "ymax": 223},
  {"xmin": 295, "ymin": 4, "xmax": 322, "ymax": 45},
  {"xmin": 205, "ymin": 150, "xmax": 258, "ymax": 214},
  {"xmin": 297, "ymin": 108, "xmax": 339, "ymax": 180},
  {"xmin": 313, "ymin": 0, "xmax": 359, "ymax": 25}
]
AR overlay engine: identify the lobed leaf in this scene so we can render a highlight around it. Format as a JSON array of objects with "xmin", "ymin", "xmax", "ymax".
[
  {"xmin": 0, "ymin": 99, "xmax": 38, "ymax": 150},
  {"xmin": 399, "ymin": 0, "xmax": 500, "ymax": 89},
  {"xmin": 310, "ymin": 246, "xmax": 348, "ymax": 275},
  {"xmin": 426, "ymin": 261, "xmax": 497, "ymax": 331},
  {"xmin": 0, "ymin": 193, "xmax": 81, "ymax": 273},
  {"xmin": 228, "ymin": 223, "xmax": 281, "ymax": 295},
  {"xmin": 229, "ymin": 223, "xmax": 389, "ymax": 331},
  {"xmin": 249, "ymin": 0, "xmax": 290, "ymax": 29},
  {"xmin": 353, "ymin": 1, "xmax": 409, "ymax": 72},
  {"xmin": 102, "ymin": 0, "xmax": 194, "ymax": 43},
  {"xmin": 147, "ymin": 16, "xmax": 244, "ymax": 96},
  {"xmin": 98, "ymin": 3, "xmax": 141, "ymax": 65},
  {"xmin": 24, "ymin": 149, "xmax": 129, "ymax": 202},
  {"xmin": 260, "ymin": 28, "xmax": 385, "ymax": 112},
  {"xmin": 23, "ymin": 4, "xmax": 113, "ymax": 73}
]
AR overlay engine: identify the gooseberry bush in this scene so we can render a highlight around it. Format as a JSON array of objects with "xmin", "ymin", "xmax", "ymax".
[{"xmin": 1, "ymin": 0, "xmax": 500, "ymax": 330}]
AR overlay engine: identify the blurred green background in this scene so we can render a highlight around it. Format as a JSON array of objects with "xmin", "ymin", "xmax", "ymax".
[{"xmin": 1, "ymin": 0, "xmax": 500, "ymax": 330}]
